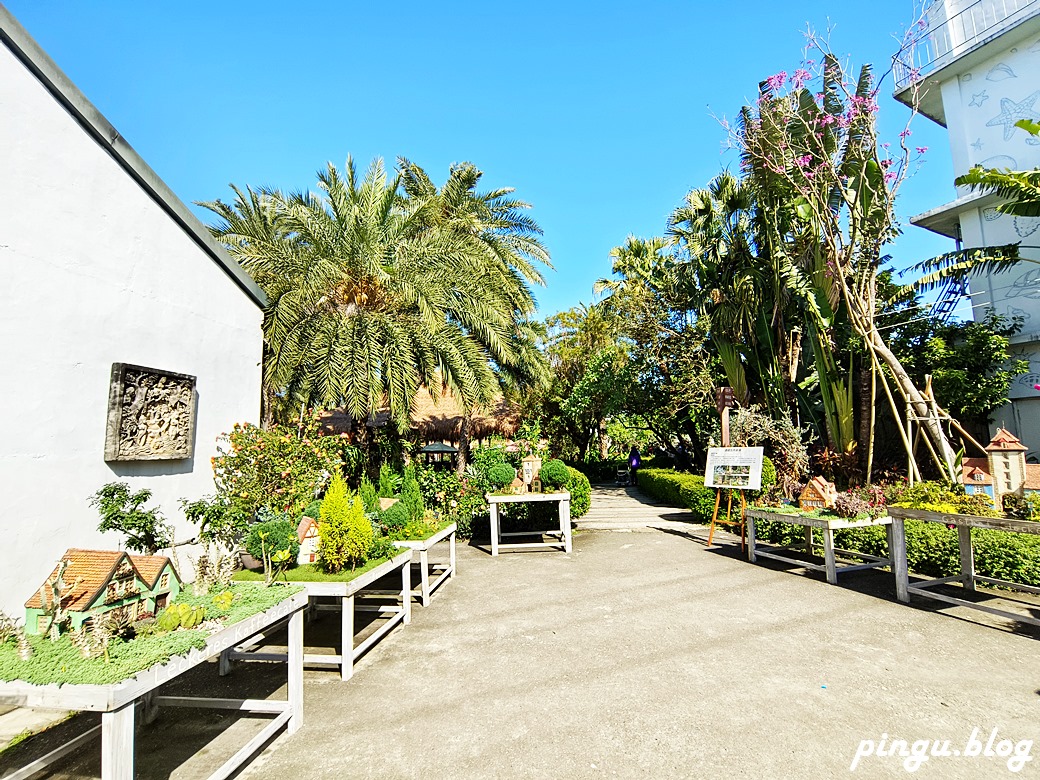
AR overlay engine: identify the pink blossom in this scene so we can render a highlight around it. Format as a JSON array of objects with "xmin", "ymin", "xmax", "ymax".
[
  {"xmin": 818, "ymin": 114, "xmax": 836, "ymax": 126},
  {"xmin": 766, "ymin": 71, "xmax": 788, "ymax": 91},
  {"xmin": 899, "ymin": 129, "xmax": 912, "ymax": 138},
  {"xmin": 795, "ymin": 155, "xmax": 813, "ymax": 168},
  {"xmin": 1034, "ymin": 384, "xmax": 1040, "ymax": 391},
  {"xmin": 792, "ymin": 68, "xmax": 812, "ymax": 88},
  {"xmin": 884, "ymin": 171, "xmax": 897, "ymax": 183},
  {"xmin": 915, "ymin": 146, "xmax": 928, "ymax": 154},
  {"xmin": 880, "ymin": 159, "xmax": 893, "ymax": 168}
]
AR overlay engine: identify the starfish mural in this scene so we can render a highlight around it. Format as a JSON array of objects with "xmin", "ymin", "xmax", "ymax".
[
  {"xmin": 971, "ymin": 138, "xmax": 984, "ymax": 151},
  {"xmin": 970, "ymin": 90, "xmax": 989, "ymax": 107},
  {"xmin": 986, "ymin": 91, "xmax": 1040, "ymax": 140}
]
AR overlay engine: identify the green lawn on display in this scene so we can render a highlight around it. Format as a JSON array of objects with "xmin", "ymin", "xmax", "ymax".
[{"xmin": 0, "ymin": 583, "xmax": 303, "ymax": 686}]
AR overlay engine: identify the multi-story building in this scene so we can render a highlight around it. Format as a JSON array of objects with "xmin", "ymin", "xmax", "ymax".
[{"xmin": 894, "ymin": 0, "xmax": 1040, "ymax": 460}]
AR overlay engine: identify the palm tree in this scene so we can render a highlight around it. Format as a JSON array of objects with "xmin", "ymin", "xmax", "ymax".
[{"xmin": 201, "ymin": 157, "xmax": 524, "ymax": 431}]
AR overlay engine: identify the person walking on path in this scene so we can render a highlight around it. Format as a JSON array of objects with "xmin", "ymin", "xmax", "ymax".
[{"xmin": 628, "ymin": 445, "xmax": 642, "ymax": 486}]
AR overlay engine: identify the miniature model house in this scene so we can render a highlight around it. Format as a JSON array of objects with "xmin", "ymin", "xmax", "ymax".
[
  {"xmin": 799, "ymin": 477, "xmax": 838, "ymax": 511},
  {"xmin": 297, "ymin": 517, "xmax": 320, "ymax": 565},
  {"xmin": 961, "ymin": 428, "xmax": 1040, "ymax": 504},
  {"xmin": 24, "ymin": 549, "xmax": 181, "ymax": 635},
  {"xmin": 521, "ymin": 455, "xmax": 543, "ymax": 490}
]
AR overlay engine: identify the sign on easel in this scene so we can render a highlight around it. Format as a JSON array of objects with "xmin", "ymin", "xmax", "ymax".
[{"xmin": 704, "ymin": 447, "xmax": 764, "ymax": 490}]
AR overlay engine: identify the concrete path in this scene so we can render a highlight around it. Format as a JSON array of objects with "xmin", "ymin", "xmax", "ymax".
[
  {"xmin": 3, "ymin": 485, "xmax": 1039, "ymax": 779},
  {"xmin": 575, "ymin": 484, "xmax": 710, "ymax": 533}
]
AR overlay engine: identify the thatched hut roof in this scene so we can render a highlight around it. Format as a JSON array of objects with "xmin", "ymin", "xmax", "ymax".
[{"xmin": 317, "ymin": 388, "xmax": 521, "ymax": 443}]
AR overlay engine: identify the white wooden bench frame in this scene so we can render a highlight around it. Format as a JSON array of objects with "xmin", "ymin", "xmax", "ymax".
[
  {"xmin": 744, "ymin": 509, "xmax": 895, "ymax": 585},
  {"xmin": 393, "ymin": 523, "xmax": 457, "ymax": 606},
  {"xmin": 486, "ymin": 492, "xmax": 572, "ymax": 556},
  {"xmin": 888, "ymin": 507, "xmax": 1040, "ymax": 627},
  {"xmin": 0, "ymin": 590, "xmax": 308, "ymax": 780},
  {"xmin": 221, "ymin": 550, "xmax": 412, "ymax": 681}
]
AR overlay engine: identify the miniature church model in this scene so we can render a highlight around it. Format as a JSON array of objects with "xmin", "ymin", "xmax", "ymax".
[
  {"xmin": 24, "ymin": 549, "xmax": 181, "ymax": 635},
  {"xmin": 799, "ymin": 477, "xmax": 838, "ymax": 511},
  {"xmin": 961, "ymin": 428, "xmax": 1040, "ymax": 505}
]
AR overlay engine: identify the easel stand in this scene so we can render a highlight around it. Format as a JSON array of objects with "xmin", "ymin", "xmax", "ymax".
[{"xmin": 707, "ymin": 488, "xmax": 746, "ymax": 549}]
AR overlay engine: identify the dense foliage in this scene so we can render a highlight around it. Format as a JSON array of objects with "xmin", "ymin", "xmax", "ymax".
[
  {"xmin": 212, "ymin": 412, "xmax": 348, "ymax": 517},
  {"xmin": 244, "ymin": 515, "xmax": 300, "ymax": 564},
  {"xmin": 318, "ymin": 473, "xmax": 371, "ymax": 572}
]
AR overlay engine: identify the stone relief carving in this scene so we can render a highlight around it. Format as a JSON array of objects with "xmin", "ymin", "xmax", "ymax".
[{"xmin": 104, "ymin": 364, "xmax": 197, "ymax": 461}]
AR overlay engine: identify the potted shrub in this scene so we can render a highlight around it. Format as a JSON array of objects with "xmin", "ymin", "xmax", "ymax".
[
  {"xmin": 539, "ymin": 459, "xmax": 570, "ymax": 492},
  {"xmin": 488, "ymin": 463, "xmax": 517, "ymax": 493}
]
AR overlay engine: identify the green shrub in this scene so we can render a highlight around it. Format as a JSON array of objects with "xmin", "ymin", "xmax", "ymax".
[
  {"xmin": 638, "ymin": 468, "xmax": 717, "ymax": 521},
  {"xmin": 180, "ymin": 495, "xmax": 248, "ymax": 550},
  {"xmin": 368, "ymin": 535, "xmax": 397, "ymax": 561},
  {"xmin": 540, "ymin": 459, "xmax": 571, "ymax": 489},
  {"xmin": 359, "ymin": 477, "xmax": 379, "ymax": 514},
  {"xmin": 379, "ymin": 501, "xmax": 410, "ymax": 534},
  {"xmin": 565, "ymin": 467, "xmax": 591, "ymax": 519},
  {"xmin": 211, "ymin": 412, "xmax": 348, "ymax": 517},
  {"xmin": 91, "ymin": 482, "xmax": 174, "ymax": 554},
  {"xmin": 488, "ymin": 463, "xmax": 517, "ymax": 489},
  {"xmin": 318, "ymin": 473, "xmax": 371, "ymax": 572},
  {"xmin": 377, "ymin": 464, "xmax": 400, "ymax": 498},
  {"xmin": 245, "ymin": 516, "xmax": 300, "ymax": 564},
  {"xmin": 401, "ymin": 465, "xmax": 424, "ymax": 522},
  {"xmin": 302, "ymin": 500, "xmax": 322, "ymax": 520}
]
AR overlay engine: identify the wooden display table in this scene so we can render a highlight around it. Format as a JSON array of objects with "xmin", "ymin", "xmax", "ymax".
[
  {"xmin": 224, "ymin": 551, "xmax": 412, "ymax": 680},
  {"xmin": 888, "ymin": 507, "xmax": 1040, "ymax": 627},
  {"xmin": 745, "ymin": 508, "xmax": 895, "ymax": 585},
  {"xmin": 0, "ymin": 590, "xmax": 308, "ymax": 780},
  {"xmin": 393, "ymin": 523, "xmax": 457, "ymax": 606},
  {"xmin": 486, "ymin": 492, "xmax": 572, "ymax": 556}
]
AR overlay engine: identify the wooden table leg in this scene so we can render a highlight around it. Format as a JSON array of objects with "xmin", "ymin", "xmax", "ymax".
[
  {"xmin": 890, "ymin": 518, "xmax": 909, "ymax": 603},
  {"xmin": 747, "ymin": 515, "xmax": 757, "ymax": 562},
  {"xmin": 804, "ymin": 526, "xmax": 813, "ymax": 555},
  {"xmin": 562, "ymin": 498, "xmax": 572, "ymax": 553},
  {"xmin": 823, "ymin": 527, "xmax": 838, "ymax": 585},
  {"xmin": 449, "ymin": 531, "xmax": 457, "ymax": 579},
  {"xmin": 402, "ymin": 558, "xmax": 412, "ymax": 624},
  {"xmin": 101, "ymin": 701, "xmax": 134, "ymax": 780},
  {"xmin": 419, "ymin": 548, "xmax": 431, "ymax": 607},
  {"xmin": 287, "ymin": 609, "xmax": 303, "ymax": 735},
  {"xmin": 341, "ymin": 594, "xmax": 354, "ymax": 681},
  {"xmin": 958, "ymin": 526, "xmax": 976, "ymax": 591},
  {"xmin": 490, "ymin": 502, "xmax": 500, "ymax": 556}
]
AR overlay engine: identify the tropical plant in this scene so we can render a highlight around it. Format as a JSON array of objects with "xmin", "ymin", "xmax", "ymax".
[
  {"xmin": 90, "ymin": 483, "xmax": 174, "ymax": 554},
  {"xmin": 201, "ymin": 157, "xmax": 551, "ymax": 435}
]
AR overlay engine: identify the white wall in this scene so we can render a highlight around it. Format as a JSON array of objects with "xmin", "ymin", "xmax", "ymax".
[
  {"xmin": 0, "ymin": 42, "xmax": 263, "ymax": 617},
  {"xmin": 933, "ymin": 34, "xmax": 1040, "ymax": 458}
]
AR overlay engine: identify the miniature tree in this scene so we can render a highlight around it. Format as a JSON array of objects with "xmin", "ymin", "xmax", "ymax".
[
  {"xmin": 91, "ymin": 482, "xmax": 174, "ymax": 554},
  {"xmin": 319, "ymin": 473, "xmax": 372, "ymax": 572},
  {"xmin": 359, "ymin": 476, "xmax": 379, "ymax": 514},
  {"xmin": 539, "ymin": 459, "xmax": 571, "ymax": 490},
  {"xmin": 488, "ymin": 463, "xmax": 517, "ymax": 491},
  {"xmin": 400, "ymin": 465, "xmax": 424, "ymax": 522}
]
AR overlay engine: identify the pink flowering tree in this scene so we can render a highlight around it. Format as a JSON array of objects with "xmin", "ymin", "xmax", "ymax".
[{"xmin": 735, "ymin": 50, "xmax": 957, "ymax": 480}]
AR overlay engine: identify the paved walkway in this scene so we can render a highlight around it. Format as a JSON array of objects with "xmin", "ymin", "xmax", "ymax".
[
  {"xmin": 3, "ymin": 486, "xmax": 1039, "ymax": 779},
  {"xmin": 575, "ymin": 484, "xmax": 713, "ymax": 533}
]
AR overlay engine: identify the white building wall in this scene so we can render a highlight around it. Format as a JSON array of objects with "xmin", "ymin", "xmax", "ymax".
[
  {"xmin": 936, "ymin": 35, "xmax": 1040, "ymax": 458},
  {"xmin": 0, "ymin": 41, "xmax": 263, "ymax": 617}
]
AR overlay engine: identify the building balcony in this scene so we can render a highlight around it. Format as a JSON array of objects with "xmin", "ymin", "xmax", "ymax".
[{"xmin": 893, "ymin": 0, "xmax": 1040, "ymax": 124}]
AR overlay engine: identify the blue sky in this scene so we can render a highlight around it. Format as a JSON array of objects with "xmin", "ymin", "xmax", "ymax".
[{"xmin": 7, "ymin": 1, "xmax": 956, "ymax": 316}]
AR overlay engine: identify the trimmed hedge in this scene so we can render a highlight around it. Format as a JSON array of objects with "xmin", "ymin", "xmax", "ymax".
[
  {"xmin": 639, "ymin": 460, "xmax": 775, "ymax": 522},
  {"xmin": 638, "ymin": 468, "xmax": 717, "ymax": 521},
  {"xmin": 565, "ymin": 467, "xmax": 591, "ymax": 519}
]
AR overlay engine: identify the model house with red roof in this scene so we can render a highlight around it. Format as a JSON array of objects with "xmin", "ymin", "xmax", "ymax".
[
  {"xmin": 24, "ymin": 549, "xmax": 181, "ymax": 635},
  {"xmin": 297, "ymin": 517, "xmax": 320, "ymax": 565},
  {"xmin": 962, "ymin": 428, "xmax": 1040, "ymax": 505},
  {"xmin": 799, "ymin": 477, "xmax": 838, "ymax": 511}
]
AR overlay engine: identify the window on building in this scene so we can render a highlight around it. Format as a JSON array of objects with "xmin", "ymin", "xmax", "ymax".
[
  {"xmin": 37, "ymin": 615, "xmax": 49, "ymax": 633},
  {"xmin": 159, "ymin": 573, "xmax": 170, "ymax": 589},
  {"xmin": 973, "ymin": 473, "xmax": 984, "ymax": 482}
]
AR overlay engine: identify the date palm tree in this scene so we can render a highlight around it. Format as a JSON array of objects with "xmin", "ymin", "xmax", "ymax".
[{"xmin": 201, "ymin": 157, "xmax": 530, "ymax": 430}]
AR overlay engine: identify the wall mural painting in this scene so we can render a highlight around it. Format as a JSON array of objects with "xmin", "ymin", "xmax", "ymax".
[
  {"xmin": 1014, "ymin": 216, "xmax": 1040, "ymax": 238},
  {"xmin": 985, "ymin": 91, "xmax": 1040, "ymax": 141},
  {"xmin": 104, "ymin": 363, "xmax": 197, "ymax": 461},
  {"xmin": 970, "ymin": 90, "xmax": 990, "ymax": 107},
  {"xmin": 986, "ymin": 62, "xmax": 1017, "ymax": 82}
]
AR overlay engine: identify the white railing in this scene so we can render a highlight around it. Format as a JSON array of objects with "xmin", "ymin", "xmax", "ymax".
[{"xmin": 893, "ymin": 0, "xmax": 1039, "ymax": 89}]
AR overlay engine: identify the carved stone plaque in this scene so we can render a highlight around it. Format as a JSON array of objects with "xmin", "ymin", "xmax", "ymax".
[{"xmin": 104, "ymin": 363, "xmax": 197, "ymax": 461}]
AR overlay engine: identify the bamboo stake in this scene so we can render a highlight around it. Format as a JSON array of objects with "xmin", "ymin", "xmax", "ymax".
[
  {"xmin": 866, "ymin": 358, "xmax": 877, "ymax": 485},
  {"xmin": 868, "ymin": 344, "xmax": 923, "ymax": 483}
]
